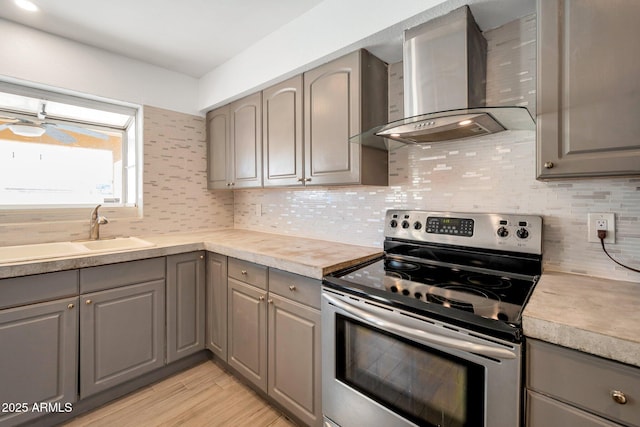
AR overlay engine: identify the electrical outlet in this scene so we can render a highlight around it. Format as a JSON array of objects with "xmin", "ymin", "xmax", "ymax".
[{"xmin": 587, "ymin": 213, "xmax": 615, "ymax": 243}]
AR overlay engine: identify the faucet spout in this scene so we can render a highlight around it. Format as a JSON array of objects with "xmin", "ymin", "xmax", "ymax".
[{"xmin": 89, "ymin": 204, "xmax": 108, "ymax": 240}]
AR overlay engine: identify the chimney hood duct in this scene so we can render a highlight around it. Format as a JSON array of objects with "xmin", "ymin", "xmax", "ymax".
[{"xmin": 354, "ymin": 6, "xmax": 535, "ymax": 151}]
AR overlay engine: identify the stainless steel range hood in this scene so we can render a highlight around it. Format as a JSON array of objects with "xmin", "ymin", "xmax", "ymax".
[{"xmin": 354, "ymin": 6, "xmax": 535, "ymax": 151}]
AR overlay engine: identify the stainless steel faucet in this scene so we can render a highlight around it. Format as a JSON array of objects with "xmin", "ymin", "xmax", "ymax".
[{"xmin": 89, "ymin": 204, "xmax": 109, "ymax": 240}]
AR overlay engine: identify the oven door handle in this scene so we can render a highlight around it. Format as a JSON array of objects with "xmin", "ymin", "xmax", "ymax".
[{"xmin": 324, "ymin": 293, "xmax": 517, "ymax": 360}]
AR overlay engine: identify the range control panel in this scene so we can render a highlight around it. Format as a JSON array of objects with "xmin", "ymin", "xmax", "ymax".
[{"xmin": 385, "ymin": 210, "xmax": 543, "ymax": 255}]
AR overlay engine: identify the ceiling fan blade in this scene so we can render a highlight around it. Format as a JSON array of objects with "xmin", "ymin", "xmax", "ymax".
[
  {"xmin": 43, "ymin": 125, "xmax": 77, "ymax": 144},
  {"xmin": 54, "ymin": 123, "xmax": 110, "ymax": 140}
]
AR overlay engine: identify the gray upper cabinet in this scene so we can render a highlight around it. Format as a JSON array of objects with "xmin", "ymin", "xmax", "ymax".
[
  {"xmin": 207, "ymin": 105, "xmax": 230, "ymax": 189},
  {"xmin": 167, "ymin": 252, "xmax": 206, "ymax": 364},
  {"xmin": 79, "ymin": 259, "xmax": 166, "ymax": 399},
  {"xmin": 537, "ymin": 0, "xmax": 640, "ymax": 179},
  {"xmin": 0, "ymin": 296, "xmax": 78, "ymax": 427},
  {"xmin": 263, "ymin": 75, "xmax": 304, "ymax": 187},
  {"xmin": 230, "ymin": 92, "xmax": 263, "ymax": 188},
  {"xmin": 304, "ymin": 49, "xmax": 388, "ymax": 186},
  {"xmin": 206, "ymin": 252, "xmax": 228, "ymax": 361}
]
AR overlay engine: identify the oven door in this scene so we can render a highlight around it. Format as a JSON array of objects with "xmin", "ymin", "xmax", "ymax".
[{"xmin": 322, "ymin": 289, "xmax": 522, "ymax": 427}]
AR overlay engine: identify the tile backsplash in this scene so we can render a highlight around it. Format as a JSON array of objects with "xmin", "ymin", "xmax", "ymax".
[{"xmin": 234, "ymin": 14, "xmax": 640, "ymax": 283}]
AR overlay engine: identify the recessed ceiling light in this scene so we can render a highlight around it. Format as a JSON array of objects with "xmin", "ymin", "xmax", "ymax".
[{"xmin": 14, "ymin": 0, "xmax": 39, "ymax": 12}]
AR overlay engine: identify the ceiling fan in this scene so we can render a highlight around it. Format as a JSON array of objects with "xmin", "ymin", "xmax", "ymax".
[{"xmin": 0, "ymin": 105, "xmax": 109, "ymax": 143}]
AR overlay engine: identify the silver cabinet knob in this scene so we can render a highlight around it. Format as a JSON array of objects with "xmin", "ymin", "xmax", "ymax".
[
  {"xmin": 241, "ymin": 270, "xmax": 248, "ymax": 275},
  {"xmin": 611, "ymin": 390, "xmax": 627, "ymax": 405},
  {"xmin": 199, "ymin": 255, "xmax": 204, "ymax": 260},
  {"xmin": 259, "ymin": 295, "xmax": 265, "ymax": 302},
  {"xmin": 289, "ymin": 285, "xmax": 296, "ymax": 291},
  {"xmin": 268, "ymin": 299, "xmax": 273, "ymax": 304},
  {"xmin": 544, "ymin": 161, "xmax": 554, "ymax": 169},
  {"xmin": 304, "ymin": 177, "xmax": 312, "ymax": 182},
  {"xmin": 85, "ymin": 299, "xmax": 92, "ymax": 305},
  {"xmin": 67, "ymin": 303, "xmax": 75, "ymax": 309},
  {"xmin": 297, "ymin": 177, "xmax": 304, "ymax": 182}
]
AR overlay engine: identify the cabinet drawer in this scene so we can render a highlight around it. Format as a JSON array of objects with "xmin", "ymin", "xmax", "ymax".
[
  {"xmin": 80, "ymin": 257, "xmax": 165, "ymax": 293},
  {"xmin": 527, "ymin": 390, "xmax": 623, "ymax": 427},
  {"xmin": 269, "ymin": 268, "xmax": 320, "ymax": 309},
  {"xmin": 527, "ymin": 339, "xmax": 640, "ymax": 426},
  {"xmin": 0, "ymin": 270, "xmax": 78, "ymax": 309},
  {"xmin": 228, "ymin": 258, "xmax": 267, "ymax": 290}
]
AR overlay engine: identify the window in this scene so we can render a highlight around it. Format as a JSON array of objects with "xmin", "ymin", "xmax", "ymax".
[{"xmin": 0, "ymin": 81, "xmax": 140, "ymax": 209}]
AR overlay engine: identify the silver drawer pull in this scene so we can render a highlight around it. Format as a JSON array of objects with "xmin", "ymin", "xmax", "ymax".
[
  {"xmin": 289, "ymin": 285, "xmax": 296, "ymax": 291},
  {"xmin": 611, "ymin": 390, "xmax": 627, "ymax": 405}
]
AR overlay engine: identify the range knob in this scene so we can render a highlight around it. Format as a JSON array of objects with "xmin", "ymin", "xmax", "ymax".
[
  {"xmin": 516, "ymin": 228, "xmax": 529, "ymax": 239},
  {"xmin": 497, "ymin": 226, "xmax": 509, "ymax": 238},
  {"xmin": 401, "ymin": 220, "xmax": 410, "ymax": 229},
  {"xmin": 390, "ymin": 219, "xmax": 398, "ymax": 228},
  {"xmin": 413, "ymin": 221, "xmax": 422, "ymax": 230}
]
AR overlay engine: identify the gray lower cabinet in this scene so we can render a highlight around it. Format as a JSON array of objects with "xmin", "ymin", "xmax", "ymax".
[
  {"xmin": 526, "ymin": 339, "xmax": 639, "ymax": 427},
  {"xmin": 167, "ymin": 251, "xmax": 206, "ymax": 363},
  {"xmin": 303, "ymin": 49, "xmax": 388, "ymax": 186},
  {"xmin": 0, "ymin": 296, "xmax": 78, "ymax": 427},
  {"xmin": 225, "ymin": 259, "xmax": 322, "ymax": 427},
  {"xmin": 227, "ymin": 277, "xmax": 268, "ymax": 391},
  {"xmin": 536, "ymin": 0, "xmax": 640, "ymax": 178},
  {"xmin": 79, "ymin": 258, "xmax": 166, "ymax": 398},
  {"xmin": 206, "ymin": 252, "xmax": 228, "ymax": 361},
  {"xmin": 268, "ymin": 268, "xmax": 322, "ymax": 427}
]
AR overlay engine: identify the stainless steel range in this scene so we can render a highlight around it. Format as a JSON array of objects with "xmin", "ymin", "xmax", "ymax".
[{"xmin": 322, "ymin": 210, "xmax": 543, "ymax": 427}]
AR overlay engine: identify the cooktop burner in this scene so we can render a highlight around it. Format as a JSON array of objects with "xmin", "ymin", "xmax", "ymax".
[{"xmin": 323, "ymin": 210, "xmax": 543, "ymax": 342}]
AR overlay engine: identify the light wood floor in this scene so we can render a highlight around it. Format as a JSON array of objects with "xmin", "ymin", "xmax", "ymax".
[{"xmin": 62, "ymin": 361, "xmax": 299, "ymax": 427}]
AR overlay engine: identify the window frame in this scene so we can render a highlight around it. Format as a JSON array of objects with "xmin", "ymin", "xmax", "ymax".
[{"xmin": 0, "ymin": 80, "xmax": 143, "ymax": 219}]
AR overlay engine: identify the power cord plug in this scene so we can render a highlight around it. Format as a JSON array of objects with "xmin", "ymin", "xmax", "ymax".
[{"xmin": 598, "ymin": 230, "xmax": 640, "ymax": 273}]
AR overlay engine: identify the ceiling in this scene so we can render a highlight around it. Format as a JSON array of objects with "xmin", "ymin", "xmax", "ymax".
[
  {"xmin": 0, "ymin": 0, "xmax": 323, "ymax": 78},
  {"xmin": 0, "ymin": 0, "xmax": 535, "ymax": 80}
]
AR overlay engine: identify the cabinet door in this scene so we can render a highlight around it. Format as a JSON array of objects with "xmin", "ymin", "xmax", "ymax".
[
  {"xmin": 230, "ymin": 93, "xmax": 263, "ymax": 188},
  {"xmin": 207, "ymin": 105, "xmax": 231, "ymax": 189},
  {"xmin": 268, "ymin": 294, "xmax": 322, "ymax": 427},
  {"xmin": 206, "ymin": 252, "xmax": 227, "ymax": 361},
  {"xmin": 0, "ymin": 297, "xmax": 78, "ymax": 427},
  {"xmin": 80, "ymin": 280, "xmax": 165, "ymax": 398},
  {"xmin": 167, "ymin": 252, "xmax": 205, "ymax": 364},
  {"xmin": 263, "ymin": 75, "xmax": 304, "ymax": 187},
  {"xmin": 227, "ymin": 278, "xmax": 267, "ymax": 392},
  {"xmin": 537, "ymin": 0, "xmax": 640, "ymax": 178},
  {"xmin": 304, "ymin": 51, "xmax": 362, "ymax": 185}
]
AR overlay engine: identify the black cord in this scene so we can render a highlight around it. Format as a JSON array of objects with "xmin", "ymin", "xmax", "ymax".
[{"xmin": 599, "ymin": 236, "xmax": 640, "ymax": 273}]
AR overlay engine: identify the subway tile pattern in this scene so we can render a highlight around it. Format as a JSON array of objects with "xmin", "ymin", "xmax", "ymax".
[
  {"xmin": 0, "ymin": 106, "xmax": 233, "ymax": 245},
  {"xmin": 234, "ymin": 15, "xmax": 640, "ymax": 283}
]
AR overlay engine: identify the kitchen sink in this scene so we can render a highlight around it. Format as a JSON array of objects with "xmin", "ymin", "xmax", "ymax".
[
  {"xmin": 0, "ymin": 237, "xmax": 156, "ymax": 264},
  {"xmin": 78, "ymin": 237, "xmax": 155, "ymax": 252},
  {"xmin": 0, "ymin": 241, "xmax": 90, "ymax": 264}
]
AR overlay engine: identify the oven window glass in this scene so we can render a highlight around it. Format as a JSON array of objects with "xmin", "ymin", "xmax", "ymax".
[{"xmin": 336, "ymin": 314, "xmax": 484, "ymax": 427}]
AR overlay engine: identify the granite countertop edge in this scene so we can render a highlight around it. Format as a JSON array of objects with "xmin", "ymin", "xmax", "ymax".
[
  {"xmin": 0, "ymin": 228, "xmax": 382, "ymax": 281},
  {"xmin": 522, "ymin": 270, "xmax": 640, "ymax": 368}
]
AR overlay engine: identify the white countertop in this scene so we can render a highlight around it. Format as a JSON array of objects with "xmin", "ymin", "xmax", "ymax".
[
  {"xmin": 0, "ymin": 228, "xmax": 382, "ymax": 280},
  {"xmin": 523, "ymin": 270, "xmax": 640, "ymax": 368}
]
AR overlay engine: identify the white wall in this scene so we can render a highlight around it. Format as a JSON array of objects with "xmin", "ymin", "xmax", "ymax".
[
  {"xmin": 197, "ymin": 0, "xmax": 454, "ymax": 111},
  {"xmin": 0, "ymin": 19, "xmax": 200, "ymax": 115}
]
